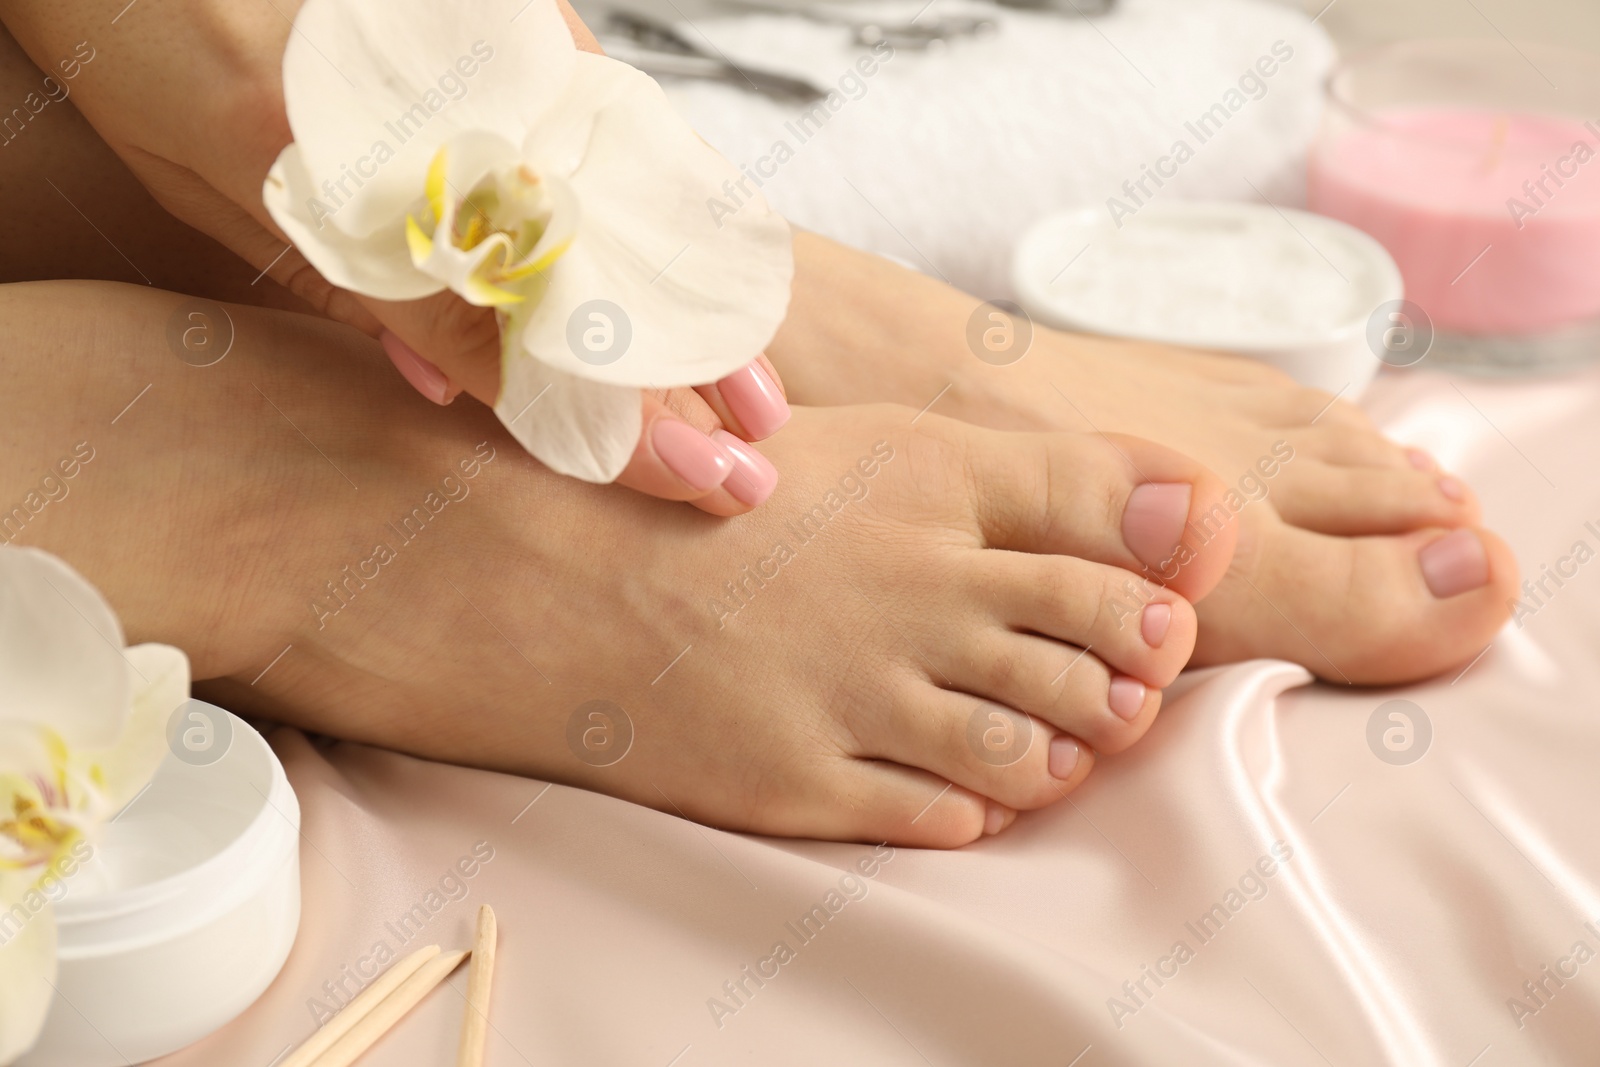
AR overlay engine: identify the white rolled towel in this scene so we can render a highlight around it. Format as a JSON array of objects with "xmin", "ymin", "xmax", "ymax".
[{"xmin": 663, "ymin": 0, "xmax": 1336, "ymax": 299}]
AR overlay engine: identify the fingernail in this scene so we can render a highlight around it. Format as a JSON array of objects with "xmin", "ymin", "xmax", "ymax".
[
  {"xmin": 652, "ymin": 419, "xmax": 733, "ymax": 492},
  {"xmin": 983, "ymin": 801, "xmax": 1008, "ymax": 836},
  {"xmin": 712, "ymin": 429, "xmax": 778, "ymax": 506},
  {"xmin": 1406, "ymin": 448, "xmax": 1436, "ymax": 471},
  {"xmin": 1438, "ymin": 475, "xmax": 1466, "ymax": 502},
  {"xmin": 1141, "ymin": 603, "xmax": 1172, "ymax": 648},
  {"xmin": 716, "ymin": 362, "xmax": 790, "ymax": 440},
  {"xmin": 1048, "ymin": 736, "xmax": 1081, "ymax": 780},
  {"xmin": 1122, "ymin": 483, "xmax": 1191, "ymax": 569},
  {"xmin": 1108, "ymin": 675, "xmax": 1146, "ymax": 721},
  {"xmin": 1419, "ymin": 528, "xmax": 1490, "ymax": 598},
  {"xmin": 380, "ymin": 330, "xmax": 452, "ymax": 406}
]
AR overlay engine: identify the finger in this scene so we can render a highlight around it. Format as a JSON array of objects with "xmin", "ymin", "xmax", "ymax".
[
  {"xmin": 360, "ymin": 291, "xmax": 500, "ymax": 404},
  {"xmin": 692, "ymin": 355, "xmax": 792, "ymax": 442}
]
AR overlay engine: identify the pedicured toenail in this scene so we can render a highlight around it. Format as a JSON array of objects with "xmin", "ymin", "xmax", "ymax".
[
  {"xmin": 1048, "ymin": 736, "xmax": 1081, "ymax": 780},
  {"xmin": 652, "ymin": 419, "xmax": 734, "ymax": 492},
  {"xmin": 1437, "ymin": 475, "xmax": 1466, "ymax": 502},
  {"xmin": 1141, "ymin": 603, "xmax": 1172, "ymax": 648},
  {"xmin": 1122, "ymin": 483, "xmax": 1191, "ymax": 570},
  {"xmin": 1406, "ymin": 448, "xmax": 1436, "ymax": 471},
  {"xmin": 716, "ymin": 362, "xmax": 791, "ymax": 440},
  {"xmin": 1419, "ymin": 529, "xmax": 1489, "ymax": 598},
  {"xmin": 1108, "ymin": 675, "xmax": 1146, "ymax": 721},
  {"xmin": 712, "ymin": 429, "xmax": 779, "ymax": 506},
  {"xmin": 983, "ymin": 802, "xmax": 1007, "ymax": 836}
]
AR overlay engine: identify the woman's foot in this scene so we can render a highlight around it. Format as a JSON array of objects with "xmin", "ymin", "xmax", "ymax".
[
  {"xmin": 772, "ymin": 234, "xmax": 1520, "ymax": 685},
  {"xmin": 1, "ymin": 281, "xmax": 1236, "ymax": 845}
]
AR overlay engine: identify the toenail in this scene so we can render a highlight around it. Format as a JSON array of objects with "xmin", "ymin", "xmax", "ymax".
[
  {"xmin": 711, "ymin": 429, "xmax": 779, "ymax": 506},
  {"xmin": 1108, "ymin": 675, "xmax": 1146, "ymax": 721},
  {"xmin": 1122, "ymin": 483, "xmax": 1191, "ymax": 570},
  {"xmin": 1437, "ymin": 475, "xmax": 1466, "ymax": 502},
  {"xmin": 983, "ymin": 801, "xmax": 1007, "ymax": 836},
  {"xmin": 1419, "ymin": 529, "xmax": 1490, "ymax": 598},
  {"xmin": 716, "ymin": 361, "xmax": 791, "ymax": 440},
  {"xmin": 652, "ymin": 419, "xmax": 733, "ymax": 492},
  {"xmin": 1048, "ymin": 736, "xmax": 1081, "ymax": 780},
  {"xmin": 1141, "ymin": 602, "xmax": 1172, "ymax": 648},
  {"xmin": 1406, "ymin": 448, "xmax": 1436, "ymax": 471}
]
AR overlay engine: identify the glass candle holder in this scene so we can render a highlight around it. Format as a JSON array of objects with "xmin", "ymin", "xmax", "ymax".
[{"xmin": 1308, "ymin": 39, "xmax": 1600, "ymax": 373}]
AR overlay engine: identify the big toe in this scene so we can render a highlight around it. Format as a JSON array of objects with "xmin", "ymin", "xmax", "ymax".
[
  {"xmin": 1192, "ymin": 510, "xmax": 1519, "ymax": 685},
  {"xmin": 951, "ymin": 421, "xmax": 1240, "ymax": 604}
]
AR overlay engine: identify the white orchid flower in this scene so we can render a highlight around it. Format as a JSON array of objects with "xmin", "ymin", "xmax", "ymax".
[
  {"xmin": 262, "ymin": 0, "xmax": 794, "ymax": 482},
  {"xmin": 0, "ymin": 548, "xmax": 189, "ymax": 1066}
]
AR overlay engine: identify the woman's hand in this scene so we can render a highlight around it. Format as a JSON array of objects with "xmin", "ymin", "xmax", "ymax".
[{"xmin": 0, "ymin": 0, "xmax": 788, "ymax": 513}]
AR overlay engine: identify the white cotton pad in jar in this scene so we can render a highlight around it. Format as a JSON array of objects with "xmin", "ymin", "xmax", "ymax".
[
  {"xmin": 1011, "ymin": 202, "xmax": 1405, "ymax": 395},
  {"xmin": 19, "ymin": 705, "xmax": 301, "ymax": 1067}
]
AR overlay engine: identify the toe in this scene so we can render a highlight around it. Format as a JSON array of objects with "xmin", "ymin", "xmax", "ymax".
[
  {"xmin": 822, "ymin": 759, "xmax": 1007, "ymax": 848},
  {"xmin": 1192, "ymin": 510, "xmax": 1519, "ymax": 685},
  {"xmin": 1270, "ymin": 461, "xmax": 1480, "ymax": 536},
  {"xmin": 968, "ymin": 550, "xmax": 1198, "ymax": 686},
  {"xmin": 944, "ymin": 634, "xmax": 1164, "ymax": 756},
  {"xmin": 864, "ymin": 684, "xmax": 1098, "ymax": 814},
  {"xmin": 946, "ymin": 421, "xmax": 1240, "ymax": 603}
]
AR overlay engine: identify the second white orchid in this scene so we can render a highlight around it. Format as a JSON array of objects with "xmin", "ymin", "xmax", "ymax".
[{"xmin": 263, "ymin": 0, "xmax": 794, "ymax": 482}]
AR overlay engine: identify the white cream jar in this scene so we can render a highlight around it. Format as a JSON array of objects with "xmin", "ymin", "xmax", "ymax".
[
  {"xmin": 1012, "ymin": 202, "xmax": 1407, "ymax": 395},
  {"xmin": 19, "ymin": 703, "xmax": 301, "ymax": 1066}
]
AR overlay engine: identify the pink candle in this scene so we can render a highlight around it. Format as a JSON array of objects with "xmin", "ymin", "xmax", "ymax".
[{"xmin": 1309, "ymin": 107, "xmax": 1600, "ymax": 335}]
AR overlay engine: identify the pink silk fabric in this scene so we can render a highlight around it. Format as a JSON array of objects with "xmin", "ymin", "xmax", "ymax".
[{"xmin": 154, "ymin": 365, "xmax": 1600, "ymax": 1065}]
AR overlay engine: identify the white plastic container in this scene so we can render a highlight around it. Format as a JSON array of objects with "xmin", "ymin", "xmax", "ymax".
[
  {"xmin": 1011, "ymin": 202, "xmax": 1407, "ymax": 395},
  {"xmin": 20, "ymin": 704, "xmax": 301, "ymax": 1066}
]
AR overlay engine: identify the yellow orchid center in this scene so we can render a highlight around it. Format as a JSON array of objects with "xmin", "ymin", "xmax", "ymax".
[
  {"xmin": 405, "ymin": 147, "xmax": 576, "ymax": 308},
  {"xmin": 1, "ymin": 777, "xmax": 80, "ymax": 876}
]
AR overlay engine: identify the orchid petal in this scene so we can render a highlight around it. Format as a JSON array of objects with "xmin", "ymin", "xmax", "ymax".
[
  {"xmin": 493, "ymin": 351, "xmax": 641, "ymax": 482},
  {"xmin": 515, "ymin": 54, "xmax": 793, "ymax": 389},
  {"xmin": 95, "ymin": 644, "xmax": 189, "ymax": 814},
  {"xmin": 0, "ymin": 549, "xmax": 128, "ymax": 752},
  {"xmin": 0, "ymin": 897, "xmax": 55, "ymax": 1066},
  {"xmin": 264, "ymin": 145, "xmax": 447, "ymax": 302},
  {"xmin": 281, "ymin": 0, "xmax": 576, "ymax": 238}
]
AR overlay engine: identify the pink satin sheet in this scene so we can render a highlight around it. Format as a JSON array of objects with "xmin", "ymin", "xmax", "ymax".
[{"xmin": 154, "ymin": 364, "xmax": 1600, "ymax": 1065}]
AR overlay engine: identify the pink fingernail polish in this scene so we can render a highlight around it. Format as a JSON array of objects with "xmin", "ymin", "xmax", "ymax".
[
  {"xmin": 1108, "ymin": 675, "xmax": 1146, "ymax": 721},
  {"xmin": 1438, "ymin": 475, "xmax": 1466, "ymax": 502},
  {"xmin": 1141, "ymin": 603, "xmax": 1172, "ymax": 648},
  {"xmin": 1122, "ymin": 483, "xmax": 1191, "ymax": 569},
  {"xmin": 380, "ymin": 330, "xmax": 452, "ymax": 406},
  {"xmin": 1406, "ymin": 448, "xmax": 1436, "ymax": 471},
  {"xmin": 1419, "ymin": 529, "xmax": 1490, "ymax": 599},
  {"xmin": 716, "ymin": 362, "xmax": 790, "ymax": 440},
  {"xmin": 983, "ymin": 801, "xmax": 1007, "ymax": 836},
  {"xmin": 712, "ymin": 429, "xmax": 778, "ymax": 506},
  {"xmin": 1048, "ymin": 736, "xmax": 1081, "ymax": 780},
  {"xmin": 652, "ymin": 420, "xmax": 733, "ymax": 492}
]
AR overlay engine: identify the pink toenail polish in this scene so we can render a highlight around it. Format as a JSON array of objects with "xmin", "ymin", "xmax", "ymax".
[
  {"xmin": 712, "ymin": 429, "xmax": 779, "ymax": 506},
  {"xmin": 1122, "ymin": 483, "xmax": 1191, "ymax": 570},
  {"xmin": 1419, "ymin": 528, "xmax": 1490, "ymax": 599},
  {"xmin": 1437, "ymin": 475, "xmax": 1466, "ymax": 502},
  {"xmin": 983, "ymin": 801, "xmax": 1007, "ymax": 836},
  {"xmin": 1049, "ymin": 736, "xmax": 1081, "ymax": 780},
  {"xmin": 1141, "ymin": 603, "xmax": 1172, "ymax": 648},
  {"xmin": 1406, "ymin": 448, "xmax": 1436, "ymax": 471},
  {"xmin": 380, "ymin": 330, "xmax": 453, "ymax": 405},
  {"xmin": 1108, "ymin": 675, "xmax": 1146, "ymax": 721},
  {"xmin": 716, "ymin": 362, "xmax": 791, "ymax": 440},
  {"xmin": 652, "ymin": 419, "xmax": 733, "ymax": 492}
]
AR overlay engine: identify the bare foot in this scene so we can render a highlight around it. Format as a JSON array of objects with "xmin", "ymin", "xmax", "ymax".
[
  {"xmin": 1, "ymin": 281, "xmax": 1237, "ymax": 845},
  {"xmin": 772, "ymin": 234, "xmax": 1519, "ymax": 685}
]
